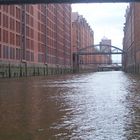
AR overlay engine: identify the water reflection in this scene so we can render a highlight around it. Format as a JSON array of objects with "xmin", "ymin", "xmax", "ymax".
[
  {"xmin": 123, "ymin": 74, "xmax": 140, "ymax": 139},
  {"xmin": 0, "ymin": 72, "xmax": 140, "ymax": 139}
]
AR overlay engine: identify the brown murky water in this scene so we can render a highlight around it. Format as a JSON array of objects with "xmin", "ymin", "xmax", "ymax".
[{"xmin": 0, "ymin": 71, "xmax": 140, "ymax": 140}]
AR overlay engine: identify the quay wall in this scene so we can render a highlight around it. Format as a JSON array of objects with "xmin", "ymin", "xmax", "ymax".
[{"xmin": 0, "ymin": 62, "xmax": 73, "ymax": 78}]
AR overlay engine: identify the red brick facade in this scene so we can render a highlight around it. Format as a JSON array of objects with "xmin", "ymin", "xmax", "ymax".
[
  {"xmin": 123, "ymin": 3, "xmax": 140, "ymax": 72},
  {"xmin": 47, "ymin": 4, "xmax": 71, "ymax": 68},
  {"xmin": 0, "ymin": 5, "xmax": 22, "ymax": 62},
  {"xmin": 0, "ymin": 4, "xmax": 71, "ymax": 68}
]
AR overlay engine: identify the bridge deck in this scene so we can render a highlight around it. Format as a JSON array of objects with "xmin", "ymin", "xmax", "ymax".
[{"xmin": 0, "ymin": 0, "xmax": 137, "ymax": 5}]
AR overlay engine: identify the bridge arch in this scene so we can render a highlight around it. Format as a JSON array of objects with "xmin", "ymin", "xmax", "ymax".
[
  {"xmin": 76, "ymin": 44, "xmax": 125, "ymax": 55},
  {"xmin": 73, "ymin": 44, "xmax": 125, "ymax": 72}
]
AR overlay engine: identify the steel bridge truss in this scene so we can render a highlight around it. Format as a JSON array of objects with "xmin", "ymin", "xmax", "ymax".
[
  {"xmin": 73, "ymin": 44, "xmax": 124, "ymax": 71},
  {"xmin": 75, "ymin": 44, "xmax": 124, "ymax": 56}
]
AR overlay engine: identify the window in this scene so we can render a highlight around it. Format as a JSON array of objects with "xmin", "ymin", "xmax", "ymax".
[
  {"xmin": 26, "ymin": 26, "xmax": 29, "ymax": 36},
  {"xmin": 3, "ymin": 14, "xmax": 8, "ymax": 28},
  {"xmin": 0, "ymin": 28, "xmax": 1, "ymax": 41},
  {"xmin": 10, "ymin": 6, "xmax": 15, "ymax": 16},
  {"xmin": 10, "ymin": 47, "xmax": 15, "ymax": 59},
  {"xmin": 38, "ymin": 53, "xmax": 44, "ymax": 62},
  {"xmin": 0, "ymin": 13, "xmax": 1, "ymax": 26},
  {"xmin": 40, "ymin": 5, "xmax": 46, "ymax": 13},
  {"xmin": 26, "ymin": 50, "xmax": 30, "ymax": 61},
  {"xmin": 10, "ymin": 18, "xmax": 15, "ymax": 30},
  {"xmin": 31, "ymin": 40, "xmax": 34, "ymax": 50},
  {"xmin": 30, "ymin": 28, "xmax": 34, "ymax": 38},
  {"xmin": 38, "ymin": 33, "xmax": 41, "ymax": 41},
  {"xmin": 16, "ymin": 21, "xmax": 20, "ymax": 33},
  {"xmin": 10, "ymin": 32, "xmax": 15, "ymax": 45},
  {"xmin": 3, "ymin": 45, "xmax": 9, "ymax": 59},
  {"xmin": 38, "ymin": 12, "xmax": 40, "ymax": 20},
  {"xmin": 31, "ymin": 52, "xmax": 34, "ymax": 61},
  {"xmin": 16, "ymin": 48, "xmax": 20, "ymax": 60},
  {"xmin": 30, "ymin": 6, "xmax": 33, "ymax": 15},
  {"xmin": 26, "ymin": 5, "xmax": 29, "ymax": 13},
  {"xmin": 13, "ymin": 48, "xmax": 15, "ymax": 59},
  {"xmin": 26, "ymin": 38, "xmax": 29, "ymax": 48},
  {"xmin": 26, "ymin": 14, "xmax": 29, "ymax": 25},
  {"xmin": 41, "ymin": 24, "xmax": 45, "ymax": 33},
  {"xmin": 3, "ymin": 29, "xmax": 8, "ymax": 43},
  {"xmin": 30, "ymin": 17, "xmax": 33, "ymax": 26},
  {"xmin": 38, "ymin": 22, "xmax": 41, "ymax": 31},
  {"xmin": 16, "ymin": 34, "xmax": 20, "ymax": 46},
  {"xmin": 3, "ymin": 5, "xmax": 8, "ymax": 13},
  {"xmin": 29, "ymin": 39, "xmax": 32, "ymax": 49},
  {"xmin": 16, "ymin": 7, "xmax": 20, "ymax": 20}
]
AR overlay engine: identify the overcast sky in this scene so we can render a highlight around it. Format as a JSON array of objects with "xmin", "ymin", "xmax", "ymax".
[{"xmin": 72, "ymin": 3, "xmax": 129, "ymax": 50}]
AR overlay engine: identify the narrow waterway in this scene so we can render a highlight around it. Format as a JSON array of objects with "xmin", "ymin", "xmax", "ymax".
[{"xmin": 0, "ymin": 71, "xmax": 140, "ymax": 140}]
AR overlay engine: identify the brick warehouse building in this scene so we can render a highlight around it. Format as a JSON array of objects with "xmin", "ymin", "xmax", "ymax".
[
  {"xmin": 47, "ymin": 4, "xmax": 71, "ymax": 70},
  {"xmin": 0, "ymin": 4, "xmax": 72, "ymax": 77},
  {"xmin": 71, "ymin": 12, "xmax": 95, "ymax": 71},
  {"xmin": 123, "ymin": 3, "xmax": 140, "ymax": 73}
]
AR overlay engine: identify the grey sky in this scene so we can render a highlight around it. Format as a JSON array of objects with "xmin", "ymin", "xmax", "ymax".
[{"xmin": 72, "ymin": 3, "xmax": 129, "ymax": 49}]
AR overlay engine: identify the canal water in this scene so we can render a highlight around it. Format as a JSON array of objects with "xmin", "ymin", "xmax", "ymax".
[{"xmin": 0, "ymin": 71, "xmax": 140, "ymax": 140}]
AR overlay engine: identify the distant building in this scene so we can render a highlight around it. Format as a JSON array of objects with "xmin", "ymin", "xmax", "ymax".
[
  {"xmin": 100, "ymin": 37, "xmax": 111, "ymax": 51},
  {"xmin": 99, "ymin": 37, "xmax": 112, "ymax": 64},
  {"xmin": 71, "ymin": 12, "xmax": 94, "ymax": 70}
]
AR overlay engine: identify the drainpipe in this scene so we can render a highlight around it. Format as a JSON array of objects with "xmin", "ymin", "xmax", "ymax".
[
  {"xmin": 44, "ymin": 5, "xmax": 48, "ymax": 75},
  {"xmin": 21, "ymin": 5, "xmax": 27, "ymax": 76}
]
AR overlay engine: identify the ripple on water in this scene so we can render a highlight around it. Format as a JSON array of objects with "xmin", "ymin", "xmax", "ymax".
[{"xmin": 0, "ymin": 71, "xmax": 140, "ymax": 139}]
